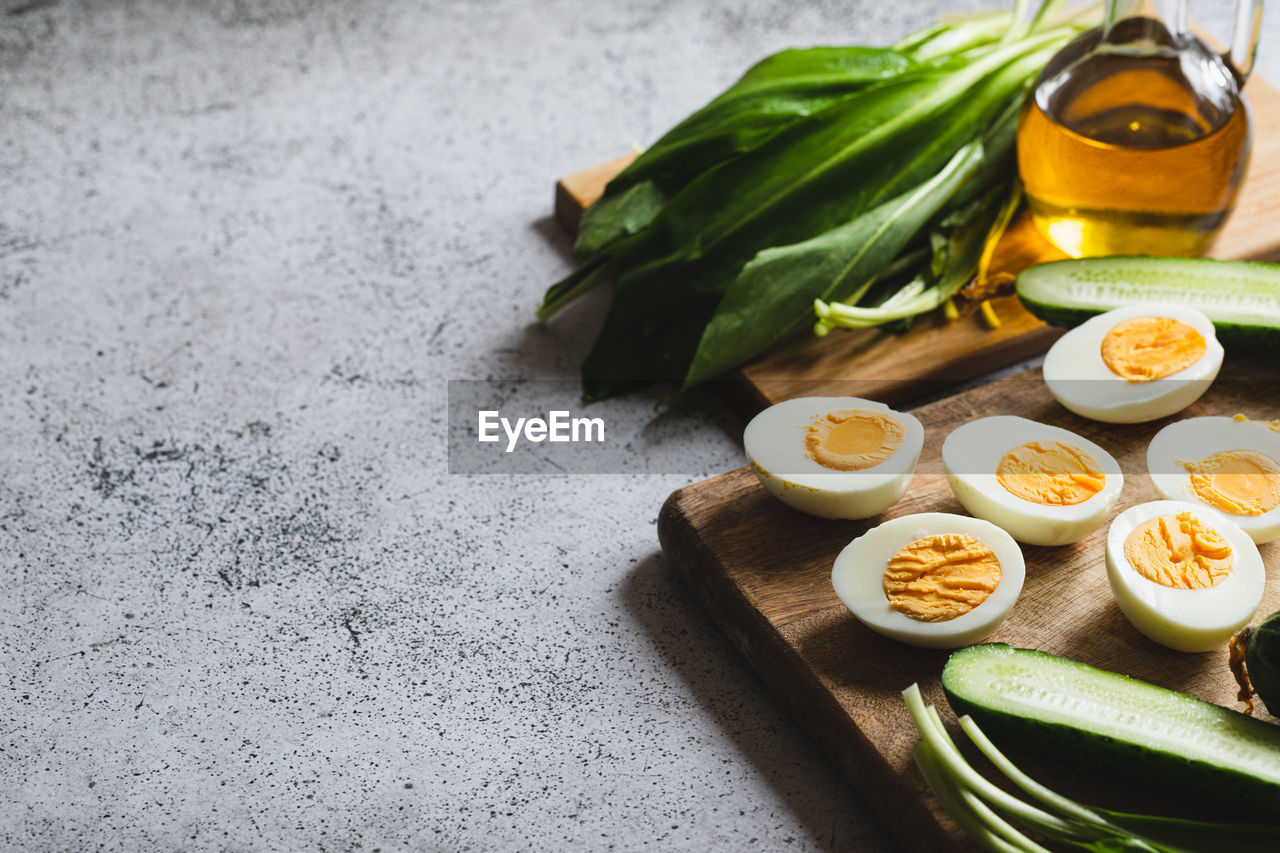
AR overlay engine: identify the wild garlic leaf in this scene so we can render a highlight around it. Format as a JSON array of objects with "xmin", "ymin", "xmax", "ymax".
[
  {"xmin": 572, "ymin": 46, "xmax": 913, "ymax": 264},
  {"xmin": 683, "ymin": 139, "xmax": 988, "ymax": 387},
  {"xmin": 580, "ymin": 38, "xmax": 1058, "ymax": 398}
]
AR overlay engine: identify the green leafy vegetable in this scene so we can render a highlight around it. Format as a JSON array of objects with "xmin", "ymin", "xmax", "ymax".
[
  {"xmin": 541, "ymin": 2, "xmax": 1092, "ymax": 400},
  {"xmin": 575, "ymin": 9, "xmax": 1031, "ymax": 267},
  {"xmin": 574, "ymin": 46, "xmax": 915, "ymax": 262},
  {"xmin": 685, "ymin": 135, "xmax": 990, "ymax": 386}
]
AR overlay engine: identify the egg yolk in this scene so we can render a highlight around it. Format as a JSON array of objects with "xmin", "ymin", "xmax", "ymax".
[
  {"xmin": 996, "ymin": 441, "xmax": 1106, "ymax": 506},
  {"xmin": 806, "ymin": 409, "xmax": 904, "ymax": 471},
  {"xmin": 1123, "ymin": 511, "xmax": 1233, "ymax": 589},
  {"xmin": 883, "ymin": 534, "xmax": 1001, "ymax": 622},
  {"xmin": 1100, "ymin": 316, "xmax": 1206, "ymax": 382},
  {"xmin": 1183, "ymin": 450, "xmax": 1280, "ymax": 516}
]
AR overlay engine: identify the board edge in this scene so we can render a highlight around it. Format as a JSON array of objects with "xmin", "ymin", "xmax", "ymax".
[{"xmin": 656, "ymin": 483, "xmax": 964, "ymax": 852}]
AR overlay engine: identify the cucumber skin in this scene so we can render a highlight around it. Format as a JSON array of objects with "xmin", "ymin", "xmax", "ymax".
[
  {"xmin": 1015, "ymin": 256, "xmax": 1280, "ymax": 354},
  {"xmin": 1019, "ymin": 291, "xmax": 1275, "ymax": 354},
  {"xmin": 1248, "ymin": 612, "xmax": 1280, "ymax": 718},
  {"xmin": 942, "ymin": 644, "xmax": 1280, "ymax": 817}
]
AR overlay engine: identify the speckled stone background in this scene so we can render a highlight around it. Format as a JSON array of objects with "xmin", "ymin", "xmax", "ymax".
[{"xmin": 4, "ymin": 1, "xmax": 1277, "ymax": 850}]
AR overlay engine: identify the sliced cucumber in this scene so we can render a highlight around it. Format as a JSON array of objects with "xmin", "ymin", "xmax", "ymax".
[
  {"xmin": 943, "ymin": 644, "xmax": 1280, "ymax": 814},
  {"xmin": 1016, "ymin": 256, "xmax": 1280, "ymax": 352}
]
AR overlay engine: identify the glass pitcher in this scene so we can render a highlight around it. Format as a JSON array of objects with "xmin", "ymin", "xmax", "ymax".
[{"xmin": 1016, "ymin": 0, "xmax": 1264, "ymax": 257}]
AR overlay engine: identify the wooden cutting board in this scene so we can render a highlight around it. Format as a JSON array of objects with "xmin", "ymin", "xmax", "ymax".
[
  {"xmin": 555, "ymin": 77, "xmax": 1280, "ymax": 408},
  {"xmin": 656, "ymin": 361, "xmax": 1280, "ymax": 851}
]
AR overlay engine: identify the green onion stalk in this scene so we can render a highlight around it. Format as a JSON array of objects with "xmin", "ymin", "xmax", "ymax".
[{"xmin": 903, "ymin": 684, "xmax": 1280, "ymax": 852}]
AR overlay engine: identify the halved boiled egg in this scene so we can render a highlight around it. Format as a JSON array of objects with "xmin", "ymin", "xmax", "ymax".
[
  {"xmin": 1106, "ymin": 500, "xmax": 1263, "ymax": 652},
  {"xmin": 831, "ymin": 513, "xmax": 1024, "ymax": 648},
  {"xmin": 942, "ymin": 416, "xmax": 1124, "ymax": 545},
  {"xmin": 744, "ymin": 396, "xmax": 923, "ymax": 519},
  {"xmin": 1042, "ymin": 304, "xmax": 1223, "ymax": 423},
  {"xmin": 1148, "ymin": 416, "xmax": 1280, "ymax": 543}
]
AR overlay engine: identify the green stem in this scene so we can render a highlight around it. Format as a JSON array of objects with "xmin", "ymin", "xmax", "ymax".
[
  {"xmin": 899, "ymin": 13, "xmax": 1017, "ymax": 62},
  {"xmin": 1032, "ymin": 0, "xmax": 1101, "ymax": 32},
  {"xmin": 958, "ymin": 716, "xmax": 1112, "ymax": 829},
  {"xmin": 1001, "ymin": 0, "xmax": 1034, "ymax": 46},
  {"xmin": 903, "ymin": 686, "xmax": 1097, "ymax": 843},
  {"xmin": 537, "ymin": 259, "xmax": 611, "ymax": 323},
  {"xmin": 914, "ymin": 742, "xmax": 1039, "ymax": 853}
]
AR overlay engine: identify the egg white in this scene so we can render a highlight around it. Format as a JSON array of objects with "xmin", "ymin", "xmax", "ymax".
[
  {"xmin": 1148, "ymin": 417, "xmax": 1280, "ymax": 544},
  {"xmin": 942, "ymin": 416, "xmax": 1124, "ymax": 546},
  {"xmin": 1105, "ymin": 500, "xmax": 1264, "ymax": 653},
  {"xmin": 831, "ymin": 513, "xmax": 1025, "ymax": 649},
  {"xmin": 744, "ymin": 396, "xmax": 924, "ymax": 519},
  {"xmin": 1042, "ymin": 304, "xmax": 1223, "ymax": 423}
]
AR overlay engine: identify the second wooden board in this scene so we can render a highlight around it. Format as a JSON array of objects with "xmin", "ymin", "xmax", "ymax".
[{"xmin": 656, "ymin": 361, "xmax": 1280, "ymax": 851}]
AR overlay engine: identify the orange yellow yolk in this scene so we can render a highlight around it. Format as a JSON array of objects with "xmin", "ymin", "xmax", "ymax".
[
  {"xmin": 1123, "ymin": 512, "xmax": 1233, "ymax": 589},
  {"xmin": 996, "ymin": 440, "xmax": 1106, "ymax": 506},
  {"xmin": 1100, "ymin": 316, "xmax": 1206, "ymax": 382},
  {"xmin": 882, "ymin": 534, "xmax": 1001, "ymax": 622},
  {"xmin": 805, "ymin": 409, "xmax": 904, "ymax": 471},
  {"xmin": 1183, "ymin": 450, "xmax": 1280, "ymax": 516}
]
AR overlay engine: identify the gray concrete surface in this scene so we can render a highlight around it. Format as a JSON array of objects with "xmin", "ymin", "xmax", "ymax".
[{"xmin": 3, "ymin": 1, "xmax": 1276, "ymax": 850}]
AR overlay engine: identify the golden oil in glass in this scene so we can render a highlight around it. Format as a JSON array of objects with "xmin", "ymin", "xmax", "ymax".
[{"xmin": 1017, "ymin": 15, "xmax": 1252, "ymax": 257}]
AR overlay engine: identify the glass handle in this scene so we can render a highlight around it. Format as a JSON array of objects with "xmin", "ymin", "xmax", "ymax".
[{"xmin": 1226, "ymin": 0, "xmax": 1264, "ymax": 85}]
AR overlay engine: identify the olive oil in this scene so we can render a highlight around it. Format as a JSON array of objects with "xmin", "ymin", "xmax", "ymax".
[{"xmin": 1017, "ymin": 18, "xmax": 1251, "ymax": 257}]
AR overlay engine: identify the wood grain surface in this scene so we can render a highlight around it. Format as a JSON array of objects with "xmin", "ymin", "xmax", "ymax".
[
  {"xmin": 656, "ymin": 361, "xmax": 1280, "ymax": 851},
  {"xmin": 555, "ymin": 75, "xmax": 1280, "ymax": 407}
]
